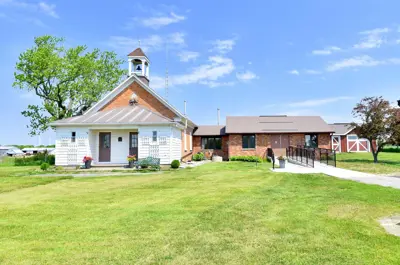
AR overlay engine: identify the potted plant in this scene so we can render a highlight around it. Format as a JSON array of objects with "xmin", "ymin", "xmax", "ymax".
[
  {"xmin": 83, "ymin": 156, "xmax": 93, "ymax": 169},
  {"xmin": 127, "ymin": 155, "xmax": 136, "ymax": 168},
  {"xmin": 277, "ymin": 156, "xmax": 286, "ymax": 168}
]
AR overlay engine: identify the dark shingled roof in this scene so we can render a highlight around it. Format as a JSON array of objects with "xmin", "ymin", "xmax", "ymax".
[
  {"xmin": 194, "ymin": 125, "xmax": 226, "ymax": 136},
  {"xmin": 128, "ymin": 48, "xmax": 147, "ymax": 57},
  {"xmin": 225, "ymin": 115, "xmax": 334, "ymax": 134}
]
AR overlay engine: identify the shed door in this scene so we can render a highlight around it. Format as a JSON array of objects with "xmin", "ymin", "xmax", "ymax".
[
  {"xmin": 99, "ymin": 132, "xmax": 111, "ymax": 162},
  {"xmin": 129, "ymin": 132, "xmax": 138, "ymax": 158},
  {"xmin": 332, "ymin": 136, "xmax": 341, "ymax": 152}
]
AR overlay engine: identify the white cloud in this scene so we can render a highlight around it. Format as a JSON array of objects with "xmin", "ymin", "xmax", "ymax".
[
  {"xmin": 210, "ymin": 39, "xmax": 236, "ymax": 54},
  {"xmin": 107, "ymin": 33, "xmax": 185, "ymax": 53},
  {"xmin": 288, "ymin": 69, "xmax": 300, "ymax": 75},
  {"xmin": 0, "ymin": 0, "xmax": 59, "ymax": 18},
  {"xmin": 312, "ymin": 46, "xmax": 341, "ymax": 55},
  {"xmin": 138, "ymin": 12, "xmax": 185, "ymax": 29},
  {"xmin": 326, "ymin": 55, "xmax": 400, "ymax": 72},
  {"xmin": 168, "ymin": 32, "xmax": 185, "ymax": 45},
  {"xmin": 178, "ymin": 50, "xmax": 199, "ymax": 62},
  {"xmin": 353, "ymin": 27, "xmax": 390, "ymax": 49},
  {"xmin": 236, "ymin": 70, "xmax": 258, "ymax": 82},
  {"xmin": 304, "ymin": 69, "xmax": 322, "ymax": 75},
  {"xmin": 288, "ymin": 96, "xmax": 353, "ymax": 108},
  {"xmin": 38, "ymin": 2, "xmax": 58, "ymax": 18},
  {"xmin": 151, "ymin": 56, "xmax": 235, "ymax": 89}
]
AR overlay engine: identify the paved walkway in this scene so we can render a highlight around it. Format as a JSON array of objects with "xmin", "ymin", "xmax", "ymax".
[{"xmin": 272, "ymin": 161, "xmax": 400, "ymax": 189}]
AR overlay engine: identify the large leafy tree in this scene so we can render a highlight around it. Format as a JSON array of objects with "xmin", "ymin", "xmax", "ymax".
[
  {"xmin": 351, "ymin": 96, "xmax": 400, "ymax": 163},
  {"xmin": 13, "ymin": 35, "xmax": 126, "ymax": 135}
]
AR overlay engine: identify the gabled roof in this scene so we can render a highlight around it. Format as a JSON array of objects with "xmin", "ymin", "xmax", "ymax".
[
  {"xmin": 83, "ymin": 74, "xmax": 196, "ymax": 128},
  {"xmin": 128, "ymin": 48, "xmax": 146, "ymax": 57},
  {"xmin": 226, "ymin": 115, "xmax": 334, "ymax": 134},
  {"xmin": 329, "ymin": 123, "xmax": 355, "ymax": 135},
  {"xmin": 51, "ymin": 105, "xmax": 173, "ymax": 126},
  {"xmin": 194, "ymin": 125, "xmax": 226, "ymax": 136}
]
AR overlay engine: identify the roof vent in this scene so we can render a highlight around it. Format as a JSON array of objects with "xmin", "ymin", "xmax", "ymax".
[{"xmin": 129, "ymin": 93, "xmax": 139, "ymax": 105}]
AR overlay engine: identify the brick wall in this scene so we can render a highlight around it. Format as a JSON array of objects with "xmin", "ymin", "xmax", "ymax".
[
  {"xmin": 100, "ymin": 81, "xmax": 176, "ymax": 120},
  {"xmin": 228, "ymin": 134, "xmax": 271, "ymax": 159},
  {"xmin": 192, "ymin": 135, "xmax": 229, "ymax": 160},
  {"xmin": 289, "ymin": 134, "xmax": 305, "ymax": 147},
  {"xmin": 181, "ymin": 128, "xmax": 194, "ymax": 161},
  {"xmin": 318, "ymin": 133, "xmax": 331, "ymax": 149}
]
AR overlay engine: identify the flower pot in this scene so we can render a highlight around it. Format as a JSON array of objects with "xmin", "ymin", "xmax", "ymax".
[
  {"xmin": 279, "ymin": 160, "xmax": 285, "ymax": 169},
  {"xmin": 85, "ymin": 160, "xmax": 92, "ymax": 169},
  {"xmin": 128, "ymin": 160, "xmax": 135, "ymax": 168}
]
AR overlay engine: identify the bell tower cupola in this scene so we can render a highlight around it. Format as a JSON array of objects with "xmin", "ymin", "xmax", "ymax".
[{"xmin": 128, "ymin": 47, "xmax": 150, "ymax": 86}]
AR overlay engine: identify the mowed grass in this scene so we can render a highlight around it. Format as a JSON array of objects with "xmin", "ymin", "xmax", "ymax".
[
  {"xmin": 336, "ymin": 152, "xmax": 400, "ymax": 174},
  {"xmin": 0, "ymin": 164, "xmax": 71, "ymax": 193},
  {"xmin": 1, "ymin": 162, "xmax": 400, "ymax": 264}
]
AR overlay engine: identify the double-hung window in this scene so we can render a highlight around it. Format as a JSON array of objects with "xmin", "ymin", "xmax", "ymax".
[{"xmin": 242, "ymin": 134, "xmax": 256, "ymax": 149}]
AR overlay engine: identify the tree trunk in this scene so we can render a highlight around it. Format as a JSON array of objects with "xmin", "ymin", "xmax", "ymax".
[{"xmin": 372, "ymin": 152, "xmax": 379, "ymax": 163}]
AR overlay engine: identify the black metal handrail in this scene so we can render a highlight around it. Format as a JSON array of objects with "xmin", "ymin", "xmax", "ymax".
[
  {"xmin": 314, "ymin": 147, "xmax": 336, "ymax": 167},
  {"xmin": 287, "ymin": 146, "xmax": 315, "ymax": 167}
]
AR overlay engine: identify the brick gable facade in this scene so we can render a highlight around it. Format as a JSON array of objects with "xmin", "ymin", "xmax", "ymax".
[{"xmin": 100, "ymin": 81, "xmax": 176, "ymax": 120}]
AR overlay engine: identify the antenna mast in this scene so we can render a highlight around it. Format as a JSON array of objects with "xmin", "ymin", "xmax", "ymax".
[{"xmin": 165, "ymin": 42, "xmax": 169, "ymax": 101}]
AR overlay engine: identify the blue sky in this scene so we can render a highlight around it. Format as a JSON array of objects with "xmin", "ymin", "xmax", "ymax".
[{"xmin": 1, "ymin": 0, "xmax": 400, "ymax": 145}]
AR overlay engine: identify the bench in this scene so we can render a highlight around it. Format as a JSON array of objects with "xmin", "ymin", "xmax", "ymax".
[{"xmin": 135, "ymin": 157, "xmax": 161, "ymax": 170}]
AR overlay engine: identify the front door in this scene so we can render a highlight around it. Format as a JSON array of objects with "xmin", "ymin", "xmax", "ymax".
[
  {"xmin": 129, "ymin": 132, "xmax": 138, "ymax": 158},
  {"xmin": 99, "ymin": 132, "xmax": 111, "ymax": 162},
  {"xmin": 271, "ymin": 134, "xmax": 289, "ymax": 156},
  {"xmin": 332, "ymin": 136, "xmax": 341, "ymax": 152}
]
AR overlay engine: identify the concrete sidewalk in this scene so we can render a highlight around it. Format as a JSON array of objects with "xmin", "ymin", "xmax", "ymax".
[{"xmin": 272, "ymin": 162, "xmax": 400, "ymax": 189}]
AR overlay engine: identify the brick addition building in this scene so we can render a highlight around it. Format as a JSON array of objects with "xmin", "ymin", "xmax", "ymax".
[{"xmin": 193, "ymin": 116, "xmax": 334, "ymax": 160}]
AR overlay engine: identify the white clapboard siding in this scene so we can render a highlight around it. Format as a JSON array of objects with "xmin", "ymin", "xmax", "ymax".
[
  {"xmin": 55, "ymin": 127, "xmax": 89, "ymax": 166},
  {"xmin": 55, "ymin": 125, "xmax": 183, "ymax": 165},
  {"xmin": 170, "ymin": 127, "xmax": 182, "ymax": 162},
  {"xmin": 138, "ymin": 126, "xmax": 173, "ymax": 164}
]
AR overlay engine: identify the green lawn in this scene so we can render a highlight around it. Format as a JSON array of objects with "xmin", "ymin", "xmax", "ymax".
[
  {"xmin": 1, "ymin": 162, "xmax": 400, "ymax": 264},
  {"xmin": 336, "ymin": 152, "xmax": 400, "ymax": 174}
]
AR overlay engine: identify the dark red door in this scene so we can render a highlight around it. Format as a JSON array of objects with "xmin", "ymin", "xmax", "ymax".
[
  {"xmin": 99, "ymin": 132, "xmax": 111, "ymax": 162},
  {"xmin": 129, "ymin": 132, "xmax": 138, "ymax": 158}
]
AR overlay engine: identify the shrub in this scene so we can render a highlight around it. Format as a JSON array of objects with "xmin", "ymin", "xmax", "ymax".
[
  {"xmin": 192, "ymin": 152, "xmax": 205, "ymax": 161},
  {"xmin": 14, "ymin": 153, "xmax": 55, "ymax": 166},
  {"xmin": 382, "ymin": 146, "xmax": 400, "ymax": 153},
  {"xmin": 47, "ymin": 155, "xmax": 55, "ymax": 165},
  {"xmin": 266, "ymin": 157, "xmax": 272, "ymax": 163},
  {"xmin": 171, "ymin": 160, "xmax": 180, "ymax": 169},
  {"xmin": 140, "ymin": 163, "xmax": 149, "ymax": 169},
  {"xmin": 230, "ymin": 156, "xmax": 262, "ymax": 163},
  {"xmin": 40, "ymin": 162, "xmax": 50, "ymax": 171}
]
